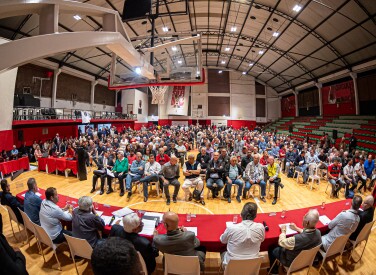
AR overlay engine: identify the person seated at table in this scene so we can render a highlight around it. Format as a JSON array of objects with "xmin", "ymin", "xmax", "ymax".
[
  {"xmin": 154, "ymin": 211, "xmax": 206, "ymax": 271},
  {"xmin": 108, "ymin": 151, "xmax": 128, "ymax": 197},
  {"xmin": 220, "ymin": 202, "xmax": 264, "ymax": 270},
  {"xmin": 125, "ymin": 152, "xmax": 145, "ymax": 201},
  {"xmin": 39, "ymin": 187, "xmax": 73, "ymax": 244},
  {"xmin": 159, "ymin": 156, "xmax": 181, "ymax": 205},
  {"xmin": 65, "ymin": 144, "xmax": 75, "ymax": 159},
  {"xmin": 294, "ymin": 150, "xmax": 308, "ymax": 184},
  {"xmin": 182, "ymin": 154, "xmax": 205, "ymax": 205},
  {"xmin": 243, "ymin": 154, "xmax": 267, "ymax": 202},
  {"xmin": 140, "ymin": 154, "xmax": 161, "ymax": 202},
  {"xmin": 0, "ymin": 179, "xmax": 24, "ymax": 224},
  {"xmin": 267, "ymin": 209, "xmax": 322, "ymax": 275},
  {"xmin": 350, "ymin": 195, "xmax": 374, "ymax": 242},
  {"xmin": 156, "ymin": 148, "xmax": 170, "ymax": 166},
  {"xmin": 91, "ymin": 151, "xmax": 114, "ymax": 195},
  {"xmin": 328, "ymin": 157, "xmax": 345, "ymax": 198},
  {"xmin": 321, "ymin": 195, "xmax": 361, "ymax": 252},
  {"xmin": 34, "ymin": 145, "xmax": 42, "ymax": 161},
  {"xmin": 72, "ymin": 196, "xmax": 104, "ymax": 248},
  {"xmin": 284, "ymin": 146, "xmax": 296, "ymax": 173},
  {"xmin": 109, "ymin": 212, "xmax": 159, "ymax": 274},
  {"xmin": 241, "ymin": 149, "xmax": 253, "ymax": 171},
  {"xmin": 206, "ymin": 152, "xmax": 225, "ymax": 198},
  {"xmin": 0, "ymin": 231, "xmax": 28, "ymax": 275},
  {"xmin": 10, "ymin": 145, "xmax": 18, "ymax": 160},
  {"xmin": 224, "ymin": 156, "xmax": 244, "ymax": 203},
  {"xmin": 91, "ymin": 237, "xmax": 141, "ymax": 275},
  {"xmin": 24, "ymin": 178, "xmax": 42, "ymax": 225},
  {"xmin": 267, "ymin": 156, "xmax": 284, "ymax": 205},
  {"xmin": 354, "ymin": 156, "xmax": 367, "ymax": 194},
  {"xmin": 196, "ymin": 147, "xmax": 211, "ymax": 174}
]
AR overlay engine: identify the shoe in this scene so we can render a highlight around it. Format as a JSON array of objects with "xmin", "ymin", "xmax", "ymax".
[
  {"xmin": 173, "ymin": 197, "xmax": 177, "ymax": 203},
  {"xmin": 212, "ymin": 192, "xmax": 217, "ymax": 199},
  {"xmin": 236, "ymin": 196, "xmax": 241, "ymax": 203},
  {"xmin": 90, "ymin": 189, "xmax": 95, "ymax": 193},
  {"xmin": 188, "ymin": 193, "xmax": 193, "ymax": 201},
  {"xmin": 228, "ymin": 198, "xmax": 231, "ymax": 203},
  {"xmin": 214, "ymin": 190, "xmax": 219, "ymax": 197},
  {"xmin": 144, "ymin": 197, "xmax": 148, "ymax": 202},
  {"xmin": 166, "ymin": 198, "xmax": 171, "ymax": 205},
  {"xmin": 260, "ymin": 197, "xmax": 266, "ymax": 203},
  {"xmin": 200, "ymin": 200, "xmax": 206, "ymax": 205},
  {"xmin": 106, "ymin": 189, "xmax": 113, "ymax": 194},
  {"xmin": 272, "ymin": 198, "xmax": 277, "ymax": 205},
  {"xmin": 120, "ymin": 191, "xmax": 124, "ymax": 197},
  {"xmin": 99, "ymin": 190, "xmax": 104, "ymax": 195},
  {"xmin": 280, "ymin": 183, "xmax": 284, "ymax": 189},
  {"xmin": 127, "ymin": 192, "xmax": 131, "ymax": 201}
]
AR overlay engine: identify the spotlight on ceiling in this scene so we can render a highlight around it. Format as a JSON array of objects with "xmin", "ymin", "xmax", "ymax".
[
  {"xmin": 172, "ymin": 46, "xmax": 177, "ymax": 51},
  {"xmin": 293, "ymin": 5, "xmax": 302, "ymax": 12},
  {"xmin": 221, "ymin": 60, "xmax": 226, "ymax": 64},
  {"xmin": 258, "ymin": 50, "xmax": 264, "ymax": 55},
  {"xmin": 162, "ymin": 26, "xmax": 168, "ymax": 32},
  {"xmin": 135, "ymin": 67, "xmax": 141, "ymax": 74},
  {"xmin": 73, "ymin": 15, "xmax": 82, "ymax": 20},
  {"xmin": 218, "ymin": 70, "xmax": 223, "ymax": 74},
  {"xmin": 230, "ymin": 26, "xmax": 237, "ymax": 32},
  {"xmin": 272, "ymin": 32, "xmax": 279, "ymax": 37},
  {"xmin": 225, "ymin": 47, "xmax": 230, "ymax": 52}
]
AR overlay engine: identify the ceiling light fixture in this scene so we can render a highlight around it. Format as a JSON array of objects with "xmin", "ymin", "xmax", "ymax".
[
  {"xmin": 135, "ymin": 67, "xmax": 141, "ymax": 74},
  {"xmin": 249, "ymin": 63, "xmax": 254, "ymax": 66},
  {"xmin": 242, "ymin": 72, "xmax": 247, "ymax": 75},
  {"xmin": 293, "ymin": 5, "xmax": 302, "ymax": 12},
  {"xmin": 272, "ymin": 32, "xmax": 279, "ymax": 37},
  {"xmin": 162, "ymin": 26, "xmax": 168, "ymax": 32},
  {"xmin": 178, "ymin": 60, "xmax": 182, "ymax": 64},
  {"xmin": 218, "ymin": 70, "xmax": 223, "ymax": 74},
  {"xmin": 225, "ymin": 47, "xmax": 230, "ymax": 51},
  {"xmin": 258, "ymin": 50, "xmax": 264, "ymax": 54},
  {"xmin": 172, "ymin": 46, "xmax": 177, "ymax": 51},
  {"xmin": 230, "ymin": 26, "xmax": 237, "ymax": 32},
  {"xmin": 73, "ymin": 15, "xmax": 81, "ymax": 20},
  {"xmin": 221, "ymin": 60, "xmax": 226, "ymax": 64}
]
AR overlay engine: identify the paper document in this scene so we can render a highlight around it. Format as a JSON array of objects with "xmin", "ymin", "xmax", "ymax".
[
  {"xmin": 95, "ymin": 211, "xmax": 104, "ymax": 217},
  {"xmin": 112, "ymin": 207, "xmax": 134, "ymax": 217},
  {"xmin": 279, "ymin": 223, "xmax": 298, "ymax": 235},
  {"xmin": 106, "ymin": 169, "xmax": 115, "ymax": 178},
  {"xmin": 226, "ymin": 222, "xmax": 236, "ymax": 228},
  {"xmin": 22, "ymin": 192, "xmax": 42, "ymax": 197},
  {"xmin": 139, "ymin": 219, "xmax": 157, "ymax": 236},
  {"xmin": 101, "ymin": 215, "xmax": 113, "ymax": 226},
  {"xmin": 319, "ymin": 215, "xmax": 331, "ymax": 225},
  {"xmin": 185, "ymin": 227, "xmax": 198, "ymax": 236},
  {"xmin": 143, "ymin": 212, "xmax": 164, "ymax": 221}
]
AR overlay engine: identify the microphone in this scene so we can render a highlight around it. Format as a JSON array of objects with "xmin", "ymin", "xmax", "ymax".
[
  {"xmin": 263, "ymin": 221, "xmax": 269, "ymax": 232},
  {"xmin": 109, "ymin": 215, "xmax": 115, "ymax": 226}
]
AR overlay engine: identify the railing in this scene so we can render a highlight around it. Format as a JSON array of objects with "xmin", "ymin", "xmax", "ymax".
[{"xmin": 13, "ymin": 107, "xmax": 137, "ymax": 121}]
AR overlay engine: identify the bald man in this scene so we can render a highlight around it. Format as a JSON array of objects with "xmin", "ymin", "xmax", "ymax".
[
  {"xmin": 160, "ymin": 157, "xmax": 181, "ymax": 205},
  {"xmin": 350, "ymin": 195, "xmax": 375, "ymax": 241},
  {"xmin": 268, "ymin": 209, "xmax": 322, "ymax": 275},
  {"xmin": 153, "ymin": 212, "xmax": 206, "ymax": 271},
  {"xmin": 125, "ymin": 152, "xmax": 145, "ymax": 201}
]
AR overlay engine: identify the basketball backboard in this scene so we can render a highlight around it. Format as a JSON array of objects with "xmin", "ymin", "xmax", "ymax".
[{"xmin": 107, "ymin": 32, "xmax": 204, "ymax": 90}]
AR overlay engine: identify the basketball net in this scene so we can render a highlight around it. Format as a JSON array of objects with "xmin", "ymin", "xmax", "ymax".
[{"xmin": 150, "ymin": 86, "xmax": 168, "ymax": 104}]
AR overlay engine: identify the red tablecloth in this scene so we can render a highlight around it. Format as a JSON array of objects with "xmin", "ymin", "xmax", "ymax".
[
  {"xmin": 0, "ymin": 157, "xmax": 29, "ymax": 175},
  {"xmin": 38, "ymin": 157, "xmax": 77, "ymax": 175},
  {"xmin": 16, "ymin": 190, "xmax": 351, "ymax": 252}
]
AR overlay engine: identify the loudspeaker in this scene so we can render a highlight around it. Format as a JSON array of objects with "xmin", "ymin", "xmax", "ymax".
[
  {"xmin": 122, "ymin": 0, "xmax": 151, "ymax": 20},
  {"xmin": 76, "ymin": 146, "xmax": 87, "ymax": 181},
  {"xmin": 289, "ymin": 125, "xmax": 293, "ymax": 133},
  {"xmin": 18, "ymin": 130, "xmax": 24, "ymax": 141},
  {"xmin": 333, "ymin": 130, "xmax": 338, "ymax": 140}
]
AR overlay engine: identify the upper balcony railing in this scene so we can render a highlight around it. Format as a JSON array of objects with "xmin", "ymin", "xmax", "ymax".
[{"xmin": 13, "ymin": 107, "xmax": 137, "ymax": 121}]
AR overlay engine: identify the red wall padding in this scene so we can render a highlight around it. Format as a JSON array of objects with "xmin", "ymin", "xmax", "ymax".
[
  {"xmin": 0, "ymin": 130, "xmax": 15, "ymax": 151},
  {"xmin": 322, "ymin": 80, "xmax": 355, "ymax": 116},
  {"xmin": 227, "ymin": 120, "xmax": 256, "ymax": 129},
  {"xmin": 281, "ymin": 95, "xmax": 296, "ymax": 117}
]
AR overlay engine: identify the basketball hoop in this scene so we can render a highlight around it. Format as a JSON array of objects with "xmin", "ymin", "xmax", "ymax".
[{"xmin": 150, "ymin": 86, "xmax": 168, "ymax": 104}]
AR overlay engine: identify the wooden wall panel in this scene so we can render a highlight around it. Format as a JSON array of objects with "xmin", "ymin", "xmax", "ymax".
[
  {"xmin": 208, "ymin": 69, "xmax": 230, "ymax": 93},
  {"xmin": 15, "ymin": 64, "xmax": 53, "ymax": 97},
  {"xmin": 208, "ymin": 96, "xmax": 230, "ymax": 116},
  {"xmin": 94, "ymin": 84, "xmax": 115, "ymax": 106},
  {"xmin": 56, "ymin": 73, "xmax": 91, "ymax": 102}
]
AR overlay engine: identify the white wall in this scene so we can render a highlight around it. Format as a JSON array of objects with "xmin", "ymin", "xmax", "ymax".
[
  {"xmin": 40, "ymin": 97, "xmax": 115, "ymax": 112},
  {"xmin": 121, "ymin": 89, "xmax": 148, "ymax": 122},
  {"xmin": 266, "ymin": 86, "xmax": 281, "ymax": 122},
  {"xmin": 0, "ymin": 37, "xmax": 17, "ymax": 131}
]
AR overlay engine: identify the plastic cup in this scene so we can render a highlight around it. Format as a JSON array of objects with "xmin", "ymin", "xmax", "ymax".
[
  {"xmin": 186, "ymin": 213, "xmax": 191, "ymax": 222},
  {"xmin": 233, "ymin": 215, "xmax": 238, "ymax": 224},
  {"xmin": 94, "ymin": 202, "xmax": 99, "ymax": 210},
  {"xmin": 281, "ymin": 210, "xmax": 286, "ymax": 219},
  {"xmin": 321, "ymin": 202, "xmax": 325, "ymax": 209}
]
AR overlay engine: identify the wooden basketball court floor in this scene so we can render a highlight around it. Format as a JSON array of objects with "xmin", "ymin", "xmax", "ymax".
[{"xmin": 1, "ymin": 159, "xmax": 375, "ymax": 275}]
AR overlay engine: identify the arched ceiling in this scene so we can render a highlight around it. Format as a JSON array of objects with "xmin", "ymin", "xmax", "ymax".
[{"xmin": 0, "ymin": 0, "xmax": 375, "ymax": 93}]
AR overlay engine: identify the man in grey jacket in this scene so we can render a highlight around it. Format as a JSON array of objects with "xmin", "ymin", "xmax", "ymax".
[
  {"xmin": 153, "ymin": 211, "xmax": 206, "ymax": 271},
  {"xmin": 243, "ymin": 154, "xmax": 267, "ymax": 202}
]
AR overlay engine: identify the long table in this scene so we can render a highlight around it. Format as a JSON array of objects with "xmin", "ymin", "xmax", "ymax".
[
  {"xmin": 0, "ymin": 157, "xmax": 29, "ymax": 178},
  {"xmin": 38, "ymin": 157, "xmax": 78, "ymax": 175},
  {"xmin": 16, "ymin": 189, "xmax": 351, "ymax": 252}
]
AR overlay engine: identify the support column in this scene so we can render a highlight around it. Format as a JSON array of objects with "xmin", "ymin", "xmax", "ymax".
[
  {"xmin": 350, "ymin": 72, "xmax": 359, "ymax": 115},
  {"xmin": 51, "ymin": 68, "xmax": 61, "ymax": 108},
  {"xmin": 91, "ymin": 81, "xmax": 98, "ymax": 110},
  {"xmin": 293, "ymin": 90, "xmax": 299, "ymax": 117},
  {"xmin": 39, "ymin": 4, "xmax": 59, "ymax": 35},
  {"xmin": 315, "ymin": 82, "xmax": 323, "ymax": 116}
]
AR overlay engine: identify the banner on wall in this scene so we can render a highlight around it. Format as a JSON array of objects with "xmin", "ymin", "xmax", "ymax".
[
  {"xmin": 322, "ymin": 80, "xmax": 355, "ymax": 115},
  {"xmin": 166, "ymin": 86, "xmax": 190, "ymax": 116},
  {"xmin": 281, "ymin": 95, "xmax": 296, "ymax": 117},
  {"xmin": 81, "ymin": 111, "xmax": 91, "ymax": 123}
]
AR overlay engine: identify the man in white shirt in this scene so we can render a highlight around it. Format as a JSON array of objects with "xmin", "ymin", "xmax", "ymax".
[
  {"xmin": 140, "ymin": 154, "xmax": 161, "ymax": 202},
  {"xmin": 220, "ymin": 202, "xmax": 265, "ymax": 269},
  {"xmin": 321, "ymin": 195, "xmax": 361, "ymax": 251},
  {"xmin": 39, "ymin": 187, "xmax": 73, "ymax": 244},
  {"xmin": 353, "ymin": 157, "xmax": 367, "ymax": 193},
  {"xmin": 175, "ymin": 140, "xmax": 187, "ymax": 167}
]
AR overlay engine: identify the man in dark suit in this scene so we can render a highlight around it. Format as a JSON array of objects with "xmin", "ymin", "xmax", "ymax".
[
  {"xmin": 154, "ymin": 211, "xmax": 206, "ymax": 271},
  {"xmin": 90, "ymin": 151, "xmax": 114, "ymax": 195},
  {"xmin": 350, "ymin": 195, "xmax": 375, "ymax": 241},
  {"xmin": 1, "ymin": 179, "xmax": 23, "ymax": 224},
  {"xmin": 109, "ymin": 213, "xmax": 158, "ymax": 274},
  {"xmin": 0, "ymin": 232, "xmax": 28, "ymax": 275}
]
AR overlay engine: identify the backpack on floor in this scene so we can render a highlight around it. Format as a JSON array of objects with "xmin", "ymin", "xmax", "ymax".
[{"xmin": 287, "ymin": 168, "xmax": 294, "ymax": 178}]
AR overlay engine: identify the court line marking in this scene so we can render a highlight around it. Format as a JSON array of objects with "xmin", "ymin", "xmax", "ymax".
[
  {"xmin": 127, "ymin": 200, "xmax": 214, "ymax": 214},
  {"xmin": 253, "ymin": 197, "xmax": 265, "ymax": 213}
]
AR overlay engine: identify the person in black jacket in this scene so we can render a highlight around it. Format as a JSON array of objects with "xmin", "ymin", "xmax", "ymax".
[
  {"xmin": 0, "ymin": 233, "xmax": 28, "ymax": 275},
  {"xmin": 109, "ymin": 213, "xmax": 158, "ymax": 274},
  {"xmin": 241, "ymin": 149, "xmax": 253, "ymax": 170},
  {"xmin": 224, "ymin": 156, "xmax": 244, "ymax": 203},
  {"xmin": 206, "ymin": 152, "xmax": 225, "ymax": 198},
  {"xmin": 350, "ymin": 195, "xmax": 374, "ymax": 241},
  {"xmin": 1, "ymin": 179, "xmax": 24, "ymax": 224},
  {"xmin": 90, "ymin": 151, "xmax": 114, "ymax": 195},
  {"xmin": 294, "ymin": 151, "xmax": 309, "ymax": 184},
  {"xmin": 196, "ymin": 147, "xmax": 211, "ymax": 172}
]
